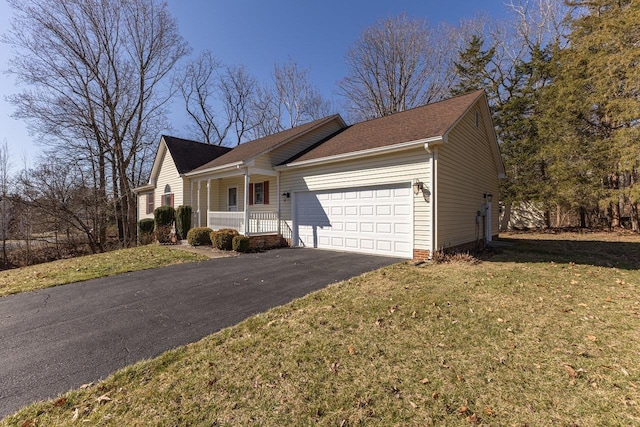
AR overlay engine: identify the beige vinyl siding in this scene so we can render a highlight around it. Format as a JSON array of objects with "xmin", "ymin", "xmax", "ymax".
[
  {"xmin": 259, "ymin": 121, "xmax": 345, "ymax": 168},
  {"xmin": 137, "ymin": 192, "xmax": 154, "ymax": 220},
  {"xmin": 156, "ymin": 148, "xmax": 184, "ymax": 208},
  {"xmin": 280, "ymin": 148, "xmax": 431, "ymax": 250},
  {"xmin": 436, "ymin": 104, "xmax": 501, "ymax": 248}
]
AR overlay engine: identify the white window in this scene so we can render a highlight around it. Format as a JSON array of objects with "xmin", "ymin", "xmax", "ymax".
[
  {"xmin": 254, "ymin": 182, "xmax": 264, "ymax": 204},
  {"xmin": 228, "ymin": 187, "xmax": 237, "ymax": 211},
  {"xmin": 163, "ymin": 184, "xmax": 173, "ymax": 207}
]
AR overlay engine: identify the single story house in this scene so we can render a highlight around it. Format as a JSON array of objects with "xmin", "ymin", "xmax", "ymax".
[{"xmin": 134, "ymin": 90, "xmax": 505, "ymax": 260}]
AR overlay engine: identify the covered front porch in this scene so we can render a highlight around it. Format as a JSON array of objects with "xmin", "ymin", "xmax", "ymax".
[{"xmin": 188, "ymin": 165, "xmax": 288, "ymax": 238}]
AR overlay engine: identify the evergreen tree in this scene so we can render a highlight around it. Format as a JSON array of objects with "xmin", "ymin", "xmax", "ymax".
[
  {"xmin": 497, "ymin": 44, "xmax": 556, "ymax": 208},
  {"xmin": 451, "ymin": 35, "xmax": 497, "ymax": 97},
  {"xmin": 547, "ymin": 0, "xmax": 640, "ymax": 228}
]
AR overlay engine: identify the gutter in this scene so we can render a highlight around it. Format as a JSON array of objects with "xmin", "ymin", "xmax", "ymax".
[
  {"xmin": 132, "ymin": 184, "xmax": 154, "ymax": 194},
  {"xmin": 184, "ymin": 161, "xmax": 245, "ymax": 177},
  {"xmin": 275, "ymin": 136, "xmax": 443, "ymax": 171},
  {"xmin": 424, "ymin": 135, "xmax": 446, "ymax": 257}
]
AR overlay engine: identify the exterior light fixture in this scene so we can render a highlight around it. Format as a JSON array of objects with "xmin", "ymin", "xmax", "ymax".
[
  {"xmin": 413, "ymin": 180, "xmax": 424, "ymax": 194},
  {"xmin": 282, "ymin": 192, "xmax": 290, "ymax": 200},
  {"xmin": 484, "ymin": 193, "xmax": 493, "ymax": 203}
]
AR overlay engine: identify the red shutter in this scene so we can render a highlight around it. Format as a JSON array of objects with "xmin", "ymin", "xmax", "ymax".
[
  {"xmin": 249, "ymin": 183, "xmax": 254, "ymax": 205},
  {"xmin": 170, "ymin": 194, "xmax": 174, "ymax": 207},
  {"xmin": 264, "ymin": 180, "xmax": 269, "ymax": 205}
]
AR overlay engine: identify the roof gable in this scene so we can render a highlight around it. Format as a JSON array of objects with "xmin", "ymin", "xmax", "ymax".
[
  {"xmin": 163, "ymin": 135, "xmax": 232, "ymax": 174},
  {"xmin": 189, "ymin": 115, "xmax": 345, "ymax": 174},
  {"xmin": 284, "ymin": 90, "xmax": 486, "ymax": 164}
]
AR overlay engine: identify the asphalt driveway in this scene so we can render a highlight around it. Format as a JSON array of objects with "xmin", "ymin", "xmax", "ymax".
[{"xmin": 0, "ymin": 248, "xmax": 402, "ymax": 418}]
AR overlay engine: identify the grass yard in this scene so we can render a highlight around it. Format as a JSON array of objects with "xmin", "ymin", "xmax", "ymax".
[
  {"xmin": 2, "ymin": 232, "xmax": 640, "ymax": 426},
  {"xmin": 0, "ymin": 245, "xmax": 207, "ymax": 297}
]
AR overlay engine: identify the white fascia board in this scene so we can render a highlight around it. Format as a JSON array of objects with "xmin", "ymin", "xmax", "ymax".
[
  {"xmin": 133, "ymin": 184, "xmax": 155, "ymax": 193},
  {"xmin": 184, "ymin": 161, "xmax": 244, "ymax": 178},
  {"xmin": 275, "ymin": 137, "xmax": 443, "ymax": 171}
]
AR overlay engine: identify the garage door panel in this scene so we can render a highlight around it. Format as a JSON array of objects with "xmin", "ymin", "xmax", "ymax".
[
  {"xmin": 360, "ymin": 205, "xmax": 374, "ymax": 215},
  {"xmin": 295, "ymin": 185, "xmax": 412, "ymax": 258}
]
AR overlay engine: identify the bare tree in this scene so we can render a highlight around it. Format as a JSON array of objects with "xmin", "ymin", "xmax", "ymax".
[
  {"xmin": 219, "ymin": 65, "xmax": 261, "ymax": 145},
  {"xmin": 180, "ymin": 53, "xmax": 262, "ymax": 146},
  {"xmin": 252, "ymin": 59, "xmax": 331, "ymax": 138},
  {"xmin": 273, "ymin": 59, "xmax": 331, "ymax": 129},
  {"xmin": 338, "ymin": 14, "xmax": 459, "ymax": 121},
  {"xmin": 180, "ymin": 51, "xmax": 228, "ymax": 144},
  {"xmin": 17, "ymin": 157, "xmax": 105, "ymax": 254},
  {"xmin": 4, "ymin": 0, "xmax": 190, "ymax": 248},
  {"xmin": 0, "ymin": 141, "xmax": 11, "ymax": 266}
]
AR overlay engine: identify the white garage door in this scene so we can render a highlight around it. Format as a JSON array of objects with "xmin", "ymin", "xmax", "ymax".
[{"xmin": 294, "ymin": 184, "xmax": 413, "ymax": 258}]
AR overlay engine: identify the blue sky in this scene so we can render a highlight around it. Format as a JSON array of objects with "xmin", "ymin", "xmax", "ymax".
[{"xmin": 0, "ymin": 0, "xmax": 509, "ymax": 166}]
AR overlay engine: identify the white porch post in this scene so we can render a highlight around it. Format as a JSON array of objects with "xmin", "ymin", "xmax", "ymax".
[
  {"xmin": 243, "ymin": 169, "xmax": 250, "ymax": 236},
  {"xmin": 206, "ymin": 179, "xmax": 211, "ymax": 228},
  {"xmin": 197, "ymin": 181, "xmax": 201, "ymax": 227},
  {"xmin": 276, "ymin": 172, "xmax": 281, "ymax": 235},
  {"xmin": 190, "ymin": 180, "xmax": 193, "ymax": 207}
]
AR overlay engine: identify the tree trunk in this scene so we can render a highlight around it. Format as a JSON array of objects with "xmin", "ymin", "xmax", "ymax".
[
  {"xmin": 579, "ymin": 207, "xmax": 587, "ymax": 228},
  {"xmin": 631, "ymin": 203, "xmax": 639, "ymax": 233},
  {"xmin": 611, "ymin": 201, "xmax": 620, "ymax": 228},
  {"xmin": 544, "ymin": 209, "xmax": 551, "ymax": 228},
  {"xmin": 499, "ymin": 202, "xmax": 511, "ymax": 231}
]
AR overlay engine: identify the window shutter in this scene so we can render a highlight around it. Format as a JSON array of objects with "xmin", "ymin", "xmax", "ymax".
[
  {"xmin": 170, "ymin": 194, "xmax": 174, "ymax": 207},
  {"xmin": 146, "ymin": 193, "xmax": 152, "ymax": 214},
  {"xmin": 264, "ymin": 180, "xmax": 269, "ymax": 205},
  {"xmin": 249, "ymin": 183, "xmax": 254, "ymax": 205}
]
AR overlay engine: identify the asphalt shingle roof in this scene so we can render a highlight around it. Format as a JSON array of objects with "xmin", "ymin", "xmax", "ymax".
[
  {"xmin": 163, "ymin": 136, "xmax": 232, "ymax": 174},
  {"xmin": 284, "ymin": 90, "xmax": 484, "ymax": 164},
  {"xmin": 191, "ymin": 115, "xmax": 343, "ymax": 172}
]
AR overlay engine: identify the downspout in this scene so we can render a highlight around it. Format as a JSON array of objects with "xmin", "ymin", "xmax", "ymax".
[{"xmin": 425, "ymin": 136, "xmax": 445, "ymax": 258}]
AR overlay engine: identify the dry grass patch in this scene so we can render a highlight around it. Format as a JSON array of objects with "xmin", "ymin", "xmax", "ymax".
[
  {"xmin": 2, "ymin": 232, "xmax": 640, "ymax": 426},
  {"xmin": 0, "ymin": 245, "xmax": 207, "ymax": 297}
]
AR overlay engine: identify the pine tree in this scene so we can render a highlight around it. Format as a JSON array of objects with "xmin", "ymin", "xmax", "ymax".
[
  {"xmin": 548, "ymin": 0, "xmax": 640, "ymax": 228},
  {"xmin": 451, "ymin": 35, "xmax": 496, "ymax": 97}
]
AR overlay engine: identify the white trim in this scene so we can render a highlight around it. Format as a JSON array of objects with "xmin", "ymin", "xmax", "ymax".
[
  {"xmin": 249, "ymin": 167, "xmax": 279, "ymax": 177},
  {"xmin": 253, "ymin": 181, "xmax": 265, "ymax": 205},
  {"xmin": 227, "ymin": 186, "xmax": 238, "ymax": 211},
  {"xmin": 133, "ymin": 184, "xmax": 154, "ymax": 193},
  {"xmin": 243, "ymin": 170, "xmax": 250, "ymax": 235},
  {"xmin": 276, "ymin": 136, "xmax": 445, "ymax": 170},
  {"xmin": 276, "ymin": 173, "xmax": 281, "ymax": 235},
  {"xmin": 184, "ymin": 161, "xmax": 244, "ymax": 177}
]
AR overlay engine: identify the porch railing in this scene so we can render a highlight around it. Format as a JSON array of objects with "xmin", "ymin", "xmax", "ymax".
[{"xmin": 208, "ymin": 210, "xmax": 279, "ymax": 235}]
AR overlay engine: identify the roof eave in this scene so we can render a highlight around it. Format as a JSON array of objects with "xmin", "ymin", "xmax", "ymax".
[
  {"xmin": 184, "ymin": 161, "xmax": 245, "ymax": 177},
  {"xmin": 275, "ymin": 136, "xmax": 441, "ymax": 171},
  {"xmin": 246, "ymin": 114, "xmax": 346, "ymax": 163},
  {"xmin": 133, "ymin": 184, "xmax": 155, "ymax": 194}
]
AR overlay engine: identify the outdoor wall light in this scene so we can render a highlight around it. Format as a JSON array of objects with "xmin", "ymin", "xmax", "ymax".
[
  {"xmin": 484, "ymin": 193, "xmax": 493, "ymax": 203},
  {"xmin": 413, "ymin": 180, "xmax": 424, "ymax": 194},
  {"xmin": 282, "ymin": 192, "xmax": 290, "ymax": 200}
]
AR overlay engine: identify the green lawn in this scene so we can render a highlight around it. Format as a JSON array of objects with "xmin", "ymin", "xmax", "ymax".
[
  {"xmin": 2, "ymin": 232, "xmax": 639, "ymax": 426},
  {"xmin": 0, "ymin": 245, "xmax": 207, "ymax": 297}
]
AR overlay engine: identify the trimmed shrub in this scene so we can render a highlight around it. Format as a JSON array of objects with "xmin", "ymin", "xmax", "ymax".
[
  {"xmin": 232, "ymin": 235, "xmax": 250, "ymax": 252},
  {"xmin": 138, "ymin": 218, "xmax": 155, "ymax": 234},
  {"xmin": 137, "ymin": 218, "xmax": 155, "ymax": 245},
  {"xmin": 153, "ymin": 206, "xmax": 176, "ymax": 244},
  {"xmin": 211, "ymin": 228, "xmax": 239, "ymax": 251},
  {"xmin": 187, "ymin": 227, "xmax": 213, "ymax": 246},
  {"xmin": 154, "ymin": 205, "xmax": 175, "ymax": 227},
  {"xmin": 154, "ymin": 224, "xmax": 173, "ymax": 244},
  {"xmin": 175, "ymin": 205, "xmax": 192, "ymax": 240}
]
